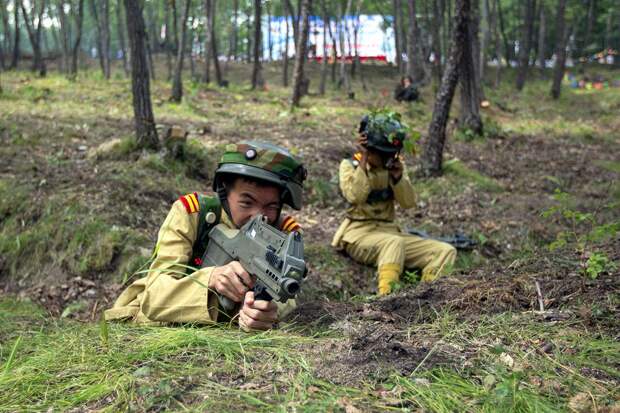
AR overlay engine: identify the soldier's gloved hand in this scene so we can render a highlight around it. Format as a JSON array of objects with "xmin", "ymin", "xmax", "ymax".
[
  {"xmin": 239, "ymin": 291, "xmax": 278, "ymax": 332},
  {"xmin": 209, "ymin": 261, "xmax": 254, "ymax": 303}
]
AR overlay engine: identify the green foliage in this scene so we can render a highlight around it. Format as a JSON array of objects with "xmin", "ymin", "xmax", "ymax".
[
  {"xmin": 443, "ymin": 159, "xmax": 504, "ymax": 192},
  {"xmin": 542, "ymin": 189, "xmax": 619, "ymax": 277},
  {"xmin": 585, "ymin": 252, "xmax": 617, "ymax": 280}
]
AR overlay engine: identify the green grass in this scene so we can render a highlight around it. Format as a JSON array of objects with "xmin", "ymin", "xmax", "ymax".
[{"xmin": 1, "ymin": 299, "xmax": 618, "ymax": 412}]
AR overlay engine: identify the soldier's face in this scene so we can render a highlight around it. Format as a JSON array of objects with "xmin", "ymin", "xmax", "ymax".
[
  {"xmin": 227, "ymin": 178, "xmax": 282, "ymax": 228},
  {"xmin": 367, "ymin": 151, "xmax": 385, "ymax": 169}
]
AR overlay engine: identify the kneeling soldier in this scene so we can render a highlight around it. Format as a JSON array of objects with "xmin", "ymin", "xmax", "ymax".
[
  {"xmin": 332, "ymin": 113, "xmax": 456, "ymax": 295},
  {"xmin": 105, "ymin": 141, "xmax": 306, "ymax": 331}
]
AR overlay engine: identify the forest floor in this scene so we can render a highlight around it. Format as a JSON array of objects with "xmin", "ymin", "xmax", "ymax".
[{"xmin": 0, "ymin": 62, "xmax": 619, "ymax": 412}]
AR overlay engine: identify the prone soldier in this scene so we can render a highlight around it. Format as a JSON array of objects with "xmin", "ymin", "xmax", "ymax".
[
  {"xmin": 105, "ymin": 141, "xmax": 307, "ymax": 331},
  {"xmin": 332, "ymin": 112, "xmax": 456, "ymax": 295}
]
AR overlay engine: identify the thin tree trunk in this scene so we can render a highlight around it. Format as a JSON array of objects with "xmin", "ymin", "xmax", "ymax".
[
  {"xmin": 267, "ymin": 0, "xmax": 273, "ymax": 61},
  {"xmin": 10, "ymin": 3, "xmax": 20, "ymax": 69},
  {"xmin": 421, "ymin": 0, "xmax": 470, "ymax": 177},
  {"xmin": 459, "ymin": 0, "xmax": 483, "ymax": 135},
  {"xmin": 283, "ymin": 2, "xmax": 290, "ymax": 86},
  {"xmin": 57, "ymin": 0, "xmax": 70, "ymax": 73},
  {"xmin": 480, "ymin": 0, "xmax": 490, "ymax": 82},
  {"xmin": 145, "ymin": 31, "xmax": 155, "ymax": 80},
  {"xmin": 431, "ymin": 0, "xmax": 443, "ymax": 83},
  {"xmin": 203, "ymin": 0, "xmax": 212, "ymax": 83},
  {"xmin": 550, "ymin": 0, "xmax": 568, "ymax": 99},
  {"xmin": 285, "ymin": 0, "xmax": 299, "ymax": 50},
  {"xmin": 101, "ymin": 0, "xmax": 111, "ymax": 78},
  {"xmin": 171, "ymin": 0, "xmax": 191, "ymax": 102},
  {"xmin": 290, "ymin": 0, "xmax": 310, "ymax": 107},
  {"xmin": 318, "ymin": 0, "xmax": 328, "ymax": 95},
  {"xmin": 583, "ymin": 0, "xmax": 594, "ymax": 52},
  {"xmin": 20, "ymin": 0, "xmax": 47, "ymax": 76},
  {"xmin": 251, "ymin": 0, "xmax": 264, "ymax": 89},
  {"xmin": 164, "ymin": 0, "xmax": 173, "ymax": 80},
  {"xmin": 328, "ymin": 12, "xmax": 337, "ymax": 83},
  {"xmin": 124, "ymin": 0, "xmax": 158, "ymax": 149},
  {"xmin": 210, "ymin": 0, "xmax": 223, "ymax": 85},
  {"xmin": 496, "ymin": 0, "xmax": 511, "ymax": 64},
  {"xmin": 117, "ymin": 0, "xmax": 129, "ymax": 75},
  {"xmin": 537, "ymin": 4, "xmax": 546, "ymax": 72},
  {"xmin": 406, "ymin": 0, "xmax": 425, "ymax": 83},
  {"xmin": 352, "ymin": 0, "xmax": 366, "ymax": 91},
  {"xmin": 393, "ymin": 0, "xmax": 403, "ymax": 73},
  {"xmin": 470, "ymin": 0, "xmax": 484, "ymax": 100},
  {"xmin": 245, "ymin": 7, "xmax": 251, "ymax": 63},
  {"xmin": 490, "ymin": 0, "xmax": 502, "ymax": 86},
  {"xmin": 0, "ymin": 0, "xmax": 11, "ymax": 70},
  {"xmin": 89, "ymin": 0, "xmax": 105, "ymax": 75},
  {"xmin": 516, "ymin": 0, "xmax": 536, "ymax": 90},
  {"xmin": 189, "ymin": 15, "xmax": 196, "ymax": 79},
  {"xmin": 338, "ymin": 0, "xmax": 352, "ymax": 94},
  {"xmin": 229, "ymin": 0, "xmax": 238, "ymax": 61},
  {"xmin": 69, "ymin": 0, "xmax": 85, "ymax": 79}
]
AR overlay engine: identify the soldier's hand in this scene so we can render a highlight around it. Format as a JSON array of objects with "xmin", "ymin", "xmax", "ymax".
[
  {"xmin": 209, "ymin": 261, "xmax": 254, "ymax": 303},
  {"xmin": 388, "ymin": 156, "xmax": 403, "ymax": 182},
  {"xmin": 239, "ymin": 291, "xmax": 278, "ymax": 332},
  {"xmin": 357, "ymin": 134, "xmax": 369, "ymax": 168}
]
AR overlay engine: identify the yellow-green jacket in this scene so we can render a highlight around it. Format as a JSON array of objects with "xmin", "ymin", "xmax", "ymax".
[
  {"xmin": 331, "ymin": 154, "xmax": 416, "ymax": 248},
  {"xmin": 105, "ymin": 193, "xmax": 299, "ymax": 325}
]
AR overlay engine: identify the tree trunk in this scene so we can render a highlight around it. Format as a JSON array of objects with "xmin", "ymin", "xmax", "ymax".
[
  {"xmin": 290, "ymin": 0, "xmax": 310, "ymax": 107},
  {"xmin": 101, "ymin": 0, "xmax": 111, "ymax": 78},
  {"xmin": 189, "ymin": 16, "xmax": 196, "ymax": 79},
  {"xmin": 490, "ymin": 0, "xmax": 502, "ymax": 86},
  {"xmin": 338, "ymin": 0, "xmax": 352, "ymax": 94},
  {"xmin": 479, "ymin": 0, "xmax": 490, "ymax": 82},
  {"xmin": 318, "ymin": 0, "xmax": 328, "ymax": 95},
  {"xmin": 20, "ymin": 0, "xmax": 47, "ymax": 76},
  {"xmin": 0, "ymin": 0, "xmax": 11, "ymax": 70},
  {"xmin": 459, "ymin": 0, "xmax": 483, "ymax": 135},
  {"xmin": 245, "ymin": 6, "xmax": 251, "ymax": 63},
  {"xmin": 328, "ymin": 15, "xmax": 337, "ymax": 83},
  {"xmin": 352, "ymin": 0, "xmax": 366, "ymax": 91},
  {"xmin": 422, "ymin": 0, "xmax": 470, "ymax": 176},
  {"xmin": 267, "ymin": 0, "xmax": 273, "ymax": 61},
  {"xmin": 145, "ymin": 31, "xmax": 155, "ymax": 80},
  {"xmin": 10, "ymin": 3, "xmax": 20, "ymax": 69},
  {"xmin": 392, "ymin": 0, "xmax": 403, "ymax": 73},
  {"xmin": 251, "ymin": 0, "xmax": 264, "ymax": 89},
  {"xmin": 516, "ymin": 0, "xmax": 536, "ymax": 90},
  {"xmin": 117, "ymin": 0, "xmax": 129, "ymax": 76},
  {"xmin": 406, "ymin": 0, "xmax": 425, "ymax": 83},
  {"xmin": 164, "ymin": 0, "xmax": 175, "ymax": 80},
  {"xmin": 229, "ymin": 0, "xmax": 238, "ymax": 61},
  {"xmin": 89, "ymin": 0, "xmax": 105, "ymax": 75},
  {"xmin": 470, "ymin": 0, "xmax": 484, "ymax": 100},
  {"xmin": 210, "ymin": 0, "xmax": 223, "ymax": 85},
  {"xmin": 56, "ymin": 0, "xmax": 70, "ymax": 73},
  {"xmin": 431, "ymin": 0, "xmax": 443, "ymax": 83},
  {"xmin": 537, "ymin": 4, "xmax": 546, "ymax": 72},
  {"xmin": 285, "ymin": 0, "xmax": 299, "ymax": 50},
  {"xmin": 124, "ymin": 0, "xmax": 159, "ymax": 149},
  {"xmin": 283, "ymin": 2, "xmax": 290, "ymax": 86},
  {"xmin": 171, "ymin": 0, "xmax": 191, "ymax": 102},
  {"xmin": 550, "ymin": 0, "xmax": 568, "ymax": 99},
  {"xmin": 496, "ymin": 0, "xmax": 511, "ymax": 64},
  {"xmin": 69, "ymin": 0, "xmax": 85, "ymax": 79},
  {"xmin": 203, "ymin": 0, "xmax": 212, "ymax": 83},
  {"xmin": 583, "ymin": 0, "xmax": 595, "ymax": 53}
]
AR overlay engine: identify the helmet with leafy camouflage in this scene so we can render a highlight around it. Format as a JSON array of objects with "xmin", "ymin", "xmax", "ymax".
[
  {"xmin": 358, "ymin": 111, "xmax": 408, "ymax": 154},
  {"xmin": 213, "ymin": 141, "xmax": 307, "ymax": 210}
]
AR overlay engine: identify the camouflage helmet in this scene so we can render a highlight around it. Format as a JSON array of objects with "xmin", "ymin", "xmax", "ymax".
[
  {"xmin": 213, "ymin": 141, "xmax": 307, "ymax": 210},
  {"xmin": 358, "ymin": 111, "xmax": 407, "ymax": 154}
]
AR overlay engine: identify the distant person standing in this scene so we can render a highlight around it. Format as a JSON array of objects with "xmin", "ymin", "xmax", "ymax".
[{"xmin": 394, "ymin": 75, "xmax": 419, "ymax": 103}]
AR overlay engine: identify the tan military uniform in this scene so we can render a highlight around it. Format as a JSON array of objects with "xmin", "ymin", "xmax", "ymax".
[
  {"xmin": 105, "ymin": 194, "xmax": 299, "ymax": 325},
  {"xmin": 332, "ymin": 155, "xmax": 456, "ymax": 293}
]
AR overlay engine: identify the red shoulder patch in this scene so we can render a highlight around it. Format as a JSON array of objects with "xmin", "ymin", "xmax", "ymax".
[
  {"xmin": 281, "ymin": 215, "xmax": 302, "ymax": 233},
  {"xmin": 179, "ymin": 192, "xmax": 200, "ymax": 214}
]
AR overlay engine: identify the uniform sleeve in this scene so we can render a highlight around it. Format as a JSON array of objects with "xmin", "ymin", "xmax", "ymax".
[
  {"xmin": 339, "ymin": 159, "xmax": 371, "ymax": 205},
  {"xmin": 391, "ymin": 166, "xmax": 416, "ymax": 209},
  {"xmin": 140, "ymin": 201, "xmax": 220, "ymax": 323}
]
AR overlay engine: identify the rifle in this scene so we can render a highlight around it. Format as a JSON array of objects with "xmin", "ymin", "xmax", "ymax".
[
  {"xmin": 201, "ymin": 214, "xmax": 307, "ymax": 313},
  {"xmin": 407, "ymin": 228, "xmax": 478, "ymax": 250}
]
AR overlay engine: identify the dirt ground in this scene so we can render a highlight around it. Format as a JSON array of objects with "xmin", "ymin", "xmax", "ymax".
[{"xmin": 1, "ymin": 66, "xmax": 618, "ymax": 407}]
